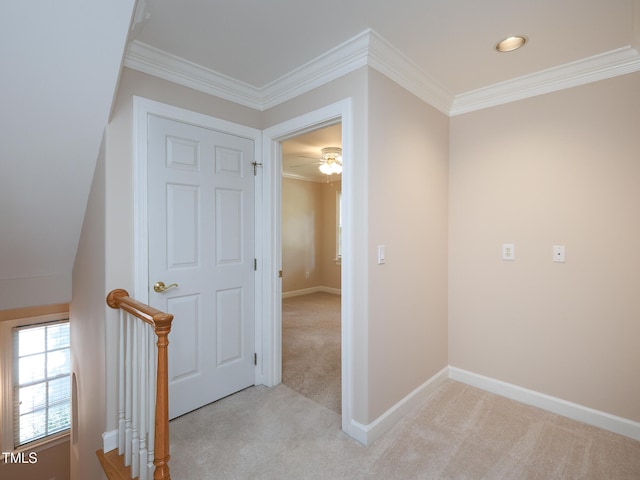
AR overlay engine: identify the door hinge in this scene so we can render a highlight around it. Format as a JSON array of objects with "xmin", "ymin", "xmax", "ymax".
[
  {"xmin": 251, "ymin": 161, "xmax": 263, "ymax": 176},
  {"xmin": 254, "ymin": 258, "xmax": 257, "ymax": 271},
  {"xmin": 254, "ymin": 353, "xmax": 257, "ymax": 365}
]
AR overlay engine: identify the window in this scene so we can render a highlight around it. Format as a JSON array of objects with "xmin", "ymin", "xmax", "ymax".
[{"xmin": 1, "ymin": 314, "xmax": 70, "ymax": 452}]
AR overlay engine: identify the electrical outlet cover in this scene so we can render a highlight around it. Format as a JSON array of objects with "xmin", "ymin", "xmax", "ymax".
[
  {"xmin": 502, "ymin": 243, "xmax": 515, "ymax": 261},
  {"xmin": 553, "ymin": 245, "xmax": 566, "ymax": 263}
]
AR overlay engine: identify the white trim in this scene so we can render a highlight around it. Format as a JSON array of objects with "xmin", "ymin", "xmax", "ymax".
[
  {"xmin": 102, "ymin": 429, "xmax": 118, "ymax": 453},
  {"xmin": 449, "ymin": 367, "xmax": 640, "ymax": 442},
  {"xmin": 126, "ymin": 41, "xmax": 264, "ymax": 110},
  {"xmin": 282, "ymin": 286, "xmax": 341, "ymax": 299},
  {"xmin": 450, "ymin": 46, "xmax": 640, "ymax": 115},
  {"xmin": 367, "ymin": 30, "xmax": 452, "ymax": 114},
  {"xmin": 281, "ymin": 171, "xmax": 314, "ymax": 182},
  {"xmin": 282, "ymin": 171, "xmax": 340, "ymax": 184},
  {"xmin": 131, "ymin": 96, "xmax": 264, "ymax": 387},
  {"xmin": 133, "ymin": 96, "xmax": 262, "ymax": 302},
  {"xmin": 125, "ymin": 30, "xmax": 640, "ymax": 117},
  {"xmin": 349, "ymin": 367, "xmax": 450, "ymax": 445},
  {"xmin": 348, "ymin": 365, "xmax": 640, "ymax": 447},
  {"xmin": 260, "ymin": 31, "xmax": 370, "ymax": 110},
  {"xmin": 261, "ymin": 99, "xmax": 355, "ymax": 438}
]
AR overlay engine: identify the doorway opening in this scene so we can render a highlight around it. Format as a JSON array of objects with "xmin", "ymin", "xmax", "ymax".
[
  {"xmin": 281, "ymin": 124, "xmax": 342, "ymax": 414},
  {"xmin": 260, "ymin": 98, "xmax": 354, "ymax": 437}
]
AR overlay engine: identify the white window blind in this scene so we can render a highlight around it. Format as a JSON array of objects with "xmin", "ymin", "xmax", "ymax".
[{"xmin": 12, "ymin": 320, "xmax": 71, "ymax": 447}]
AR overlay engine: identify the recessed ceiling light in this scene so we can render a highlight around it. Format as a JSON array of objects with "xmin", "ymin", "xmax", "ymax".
[{"xmin": 495, "ymin": 35, "xmax": 528, "ymax": 53}]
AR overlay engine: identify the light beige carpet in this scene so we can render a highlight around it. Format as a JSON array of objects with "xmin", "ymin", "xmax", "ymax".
[
  {"xmin": 282, "ymin": 292, "xmax": 341, "ymax": 414},
  {"xmin": 169, "ymin": 380, "xmax": 640, "ymax": 479}
]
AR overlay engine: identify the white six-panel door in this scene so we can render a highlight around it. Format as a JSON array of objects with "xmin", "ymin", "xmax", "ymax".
[{"xmin": 147, "ymin": 114, "xmax": 255, "ymax": 419}]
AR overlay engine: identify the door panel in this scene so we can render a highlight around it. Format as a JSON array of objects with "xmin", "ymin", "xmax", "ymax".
[
  {"xmin": 167, "ymin": 294, "xmax": 200, "ymax": 380},
  {"xmin": 147, "ymin": 114, "xmax": 255, "ymax": 419},
  {"xmin": 216, "ymin": 189, "xmax": 243, "ymax": 263},
  {"xmin": 217, "ymin": 288, "xmax": 243, "ymax": 365},
  {"xmin": 167, "ymin": 184, "xmax": 199, "ymax": 267}
]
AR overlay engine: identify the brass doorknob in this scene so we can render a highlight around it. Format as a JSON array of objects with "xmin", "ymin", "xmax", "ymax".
[{"xmin": 153, "ymin": 281, "xmax": 178, "ymax": 293}]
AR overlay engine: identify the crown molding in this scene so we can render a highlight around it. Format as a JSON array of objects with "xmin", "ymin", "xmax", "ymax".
[
  {"xmin": 123, "ymin": 29, "xmax": 453, "ymax": 113},
  {"xmin": 125, "ymin": 31, "xmax": 640, "ymax": 117},
  {"xmin": 282, "ymin": 171, "xmax": 338, "ymax": 183},
  {"xmin": 259, "ymin": 30, "xmax": 370, "ymax": 110},
  {"xmin": 125, "ymin": 31, "xmax": 370, "ymax": 112},
  {"xmin": 450, "ymin": 46, "xmax": 640, "ymax": 115},
  {"xmin": 124, "ymin": 41, "xmax": 264, "ymax": 110},
  {"xmin": 367, "ymin": 30, "xmax": 453, "ymax": 115}
]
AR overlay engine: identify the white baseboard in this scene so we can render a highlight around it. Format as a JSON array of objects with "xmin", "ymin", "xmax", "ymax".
[
  {"xmin": 102, "ymin": 429, "xmax": 118, "ymax": 453},
  {"xmin": 282, "ymin": 286, "xmax": 341, "ymax": 298},
  {"xmin": 350, "ymin": 366, "xmax": 449, "ymax": 445},
  {"xmin": 449, "ymin": 366, "xmax": 640, "ymax": 442}
]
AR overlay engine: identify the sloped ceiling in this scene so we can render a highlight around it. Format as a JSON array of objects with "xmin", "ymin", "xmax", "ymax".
[
  {"xmin": 1, "ymin": 0, "xmax": 639, "ymax": 310},
  {"xmin": 0, "ymin": 2, "xmax": 136, "ymax": 309}
]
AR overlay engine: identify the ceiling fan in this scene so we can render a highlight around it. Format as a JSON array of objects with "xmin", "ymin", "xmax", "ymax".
[{"xmin": 289, "ymin": 147, "xmax": 342, "ymax": 175}]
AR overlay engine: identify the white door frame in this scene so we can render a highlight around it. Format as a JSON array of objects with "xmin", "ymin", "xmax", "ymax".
[
  {"xmin": 133, "ymin": 96, "xmax": 356, "ymax": 436},
  {"xmin": 132, "ymin": 96, "xmax": 264, "ymax": 385},
  {"xmin": 260, "ymin": 99, "xmax": 355, "ymax": 435}
]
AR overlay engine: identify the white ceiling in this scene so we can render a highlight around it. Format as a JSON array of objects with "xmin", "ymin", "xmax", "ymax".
[
  {"xmin": 132, "ymin": 0, "xmax": 639, "ymax": 100},
  {"xmin": 129, "ymin": 0, "xmax": 639, "ymax": 180},
  {"xmin": 1, "ymin": 0, "xmax": 639, "ymax": 308},
  {"xmin": 127, "ymin": 0, "xmax": 640, "ymax": 181}
]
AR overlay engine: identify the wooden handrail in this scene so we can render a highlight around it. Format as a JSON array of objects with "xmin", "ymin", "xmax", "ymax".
[
  {"xmin": 106, "ymin": 288, "xmax": 173, "ymax": 328},
  {"xmin": 106, "ymin": 289, "xmax": 173, "ymax": 480}
]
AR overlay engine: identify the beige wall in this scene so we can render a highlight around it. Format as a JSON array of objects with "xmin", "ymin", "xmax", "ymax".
[
  {"xmin": 74, "ymin": 59, "xmax": 640, "ymax": 453},
  {"xmin": 70, "ymin": 136, "xmax": 107, "ymax": 479},
  {"xmin": 366, "ymin": 69, "xmax": 450, "ymax": 420},
  {"xmin": 0, "ymin": 304, "xmax": 68, "ymax": 323},
  {"xmin": 449, "ymin": 72, "xmax": 640, "ymax": 422},
  {"xmin": 0, "ymin": 440, "xmax": 70, "ymax": 480},
  {"xmin": 282, "ymin": 177, "xmax": 341, "ymax": 293}
]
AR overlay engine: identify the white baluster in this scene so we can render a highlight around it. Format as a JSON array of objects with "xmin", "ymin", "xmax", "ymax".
[
  {"xmin": 147, "ymin": 325, "xmax": 157, "ymax": 479},
  {"xmin": 138, "ymin": 322, "xmax": 149, "ymax": 480},
  {"xmin": 131, "ymin": 319, "xmax": 140, "ymax": 478},
  {"xmin": 118, "ymin": 310, "xmax": 125, "ymax": 455},
  {"xmin": 125, "ymin": 315, "xmax": 133, "ymax": 466}
]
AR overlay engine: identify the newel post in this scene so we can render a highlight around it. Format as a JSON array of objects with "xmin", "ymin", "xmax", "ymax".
[{"xmin": 152, "ymin": 313, "xmax": 173, "ymax": 480}]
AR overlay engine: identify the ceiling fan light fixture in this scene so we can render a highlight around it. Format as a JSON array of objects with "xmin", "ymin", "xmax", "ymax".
[
  {"xmin": 495, "ymin": 35, "xmax": 527, "ymax": 52},
  {"xmin": 319, "ymin": 147, "xmax": 342, "ymax": 175},
  {"xmin": 319, "ymin": 162, "xmax": 333, "ymax": 175},
  {"xmin": 321, "ymin": 147, "xmax": 342, "ymax": 162}
]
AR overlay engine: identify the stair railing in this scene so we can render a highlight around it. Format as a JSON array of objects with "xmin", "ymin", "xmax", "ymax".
[{"xmin": 106, "ymin": 289, "xmax": 173, "ymax": 480}]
